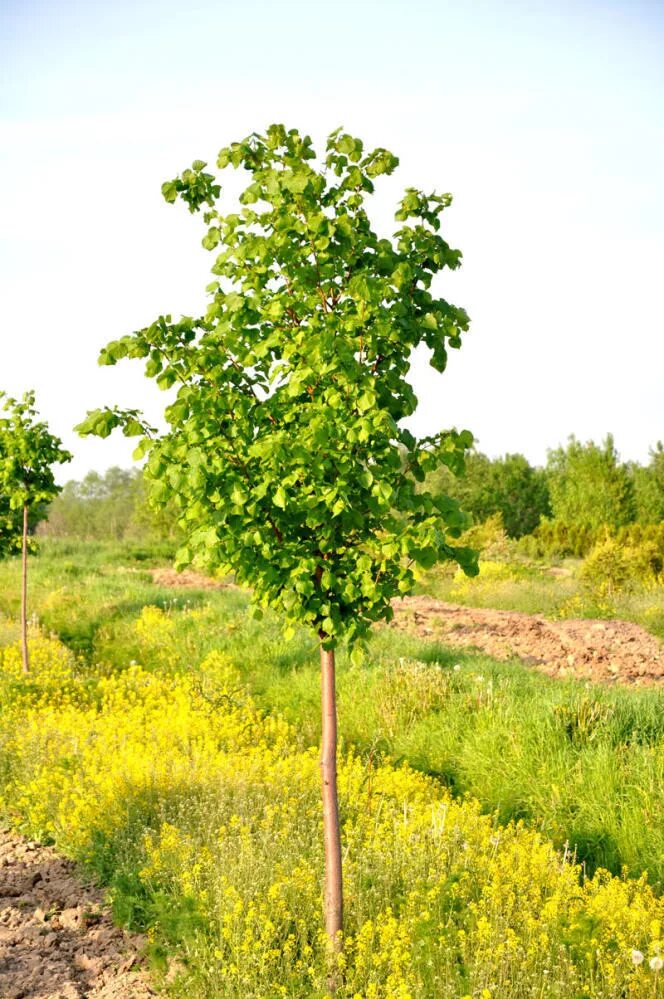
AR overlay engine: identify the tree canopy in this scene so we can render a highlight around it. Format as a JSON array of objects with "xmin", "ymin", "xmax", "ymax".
[
  {"xmin": 0, "ymin": 391, "xmax": 72, "ymax": 557},
  {"xmin": 632, "ymin": 443, "xmax": 664, "ymax": 525},
  {"xmin": 427, "ymin": 450, "xmax": 551, "ymax": 539},
  {"xmin": 78, "ymin": 125, "xmax": 478, "ymax": 649}
]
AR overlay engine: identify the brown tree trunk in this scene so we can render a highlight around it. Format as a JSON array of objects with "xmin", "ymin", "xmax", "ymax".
[
  {"xmin": 21, "ymin": 503, "xmax": 29, "ymax": 675},
  {"xmin": 319, "ymin": 640, "xmax": 343, "ymax": 987}
]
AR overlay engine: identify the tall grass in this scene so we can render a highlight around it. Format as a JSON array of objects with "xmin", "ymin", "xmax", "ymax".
[{"xmin": 1, "ymin": 542, "xmax": 664, "ymax": 887}]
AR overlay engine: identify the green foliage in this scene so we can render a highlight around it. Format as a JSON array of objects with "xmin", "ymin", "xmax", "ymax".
[
  {"xmin": 616, "ymin": 521, "xmax": 664, "ymax": 552},
  {"xmin": 42, "ymin": 467, "xmax": 181, "ymax": 542},
  {"xmin": 0, "ymin": 391, "xmax": 72, "ymax": 557},
  {"xmin": 522, "ymin": 518, "xmax": 664, "ymax": 563},
  {"xmin": 77, "ymin": 125, "xmax": 478, "ymax": 647},
  {"xmin": 579, "ymin": 534, "xmax": 663, "ymax": 598},
  {"xmin": 546, "ymin": 435, "xmax": 636, "ymax": 536},
  {"xmin": 454, "ymin": 512, "xmax": 512, "ymax": 560},
  {"xmin": 519, "ymin": 519, "xmax": 597, "ymax": 558},
  {"xmin": 631, "ymin": 442, "xmax": 664, "ymax": 524},
  {"xmin": 427, "ymin": 451, "xmax": 550, "ymax": 539}
]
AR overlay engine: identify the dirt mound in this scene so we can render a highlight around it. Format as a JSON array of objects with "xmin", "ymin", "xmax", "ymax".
[
  {"xmin": 392, "ymin": 597, "xmax": 664, "ymax": 685},
  {"xmin": 0, "ymin": 829, "xmax": 154, "ymax": 999},
  {"xmin": 146, "ymin": 567, "xmax": 664, "ymax": 686},
  {"xmin": 150, "ymin": 567, "xmax": 234, "ymax": 591}
]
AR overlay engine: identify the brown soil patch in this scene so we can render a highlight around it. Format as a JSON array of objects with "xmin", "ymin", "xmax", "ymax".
[
  {"xmin": 0, "ymin": 829, "xmax": 154, "ymax": 999},
  {"xmin": 392, "ymin": 597, "xmax": 664, "ymax": 685},
  {"xmin": 150, "ymin": 567, "xmax": 235, "ymax": 591},
  {"xmin": 147, "ymin": 566, "xmax": 664, "ymax": 686}
]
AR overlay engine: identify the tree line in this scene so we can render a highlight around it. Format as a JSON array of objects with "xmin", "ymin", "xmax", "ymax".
[
  {"xmin": 36, "ymin": 433, "xmax": 664, "ymax": 553},
  {"xmin": 39, "ymin": 466, "xmax": 180, "ymax": 542},
  {"xmin": 427, "ymin": 434, "xmax": 664, "ymax": 551}
]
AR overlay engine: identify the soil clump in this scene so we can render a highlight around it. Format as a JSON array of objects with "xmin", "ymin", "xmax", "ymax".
[{"xmin": 0, "ymin": 829, "xmax": 154, "ymax": 999}]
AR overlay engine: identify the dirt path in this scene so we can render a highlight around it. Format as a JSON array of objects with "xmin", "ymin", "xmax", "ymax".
[
  {"xmin": 149, "ymin": 566, "xmax": 664, "ymax": 686},
  {"xmin": 392, "ymin": 596, "xmax": 664, "ymax": 685},
  {"xmin": 0, "ymin": 829, "xmax": 154, "ymax": 999}
]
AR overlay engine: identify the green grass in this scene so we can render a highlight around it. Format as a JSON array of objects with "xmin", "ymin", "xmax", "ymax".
[
  {"xmin": 418, "ymin": 554, "xmax": 664, "ymax": 640},
  {"xmin": 2, "ymin": 540, "xmax": 664, "ymax": 888}
]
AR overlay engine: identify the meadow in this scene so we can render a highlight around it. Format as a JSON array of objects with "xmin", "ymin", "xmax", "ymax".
[{"xmin": 1, "ymin": 540, "xmax": 664, "ymax": 996}]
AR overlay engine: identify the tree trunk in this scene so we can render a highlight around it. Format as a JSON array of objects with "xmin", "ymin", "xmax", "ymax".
[
  {"xmin": 319, "ymin": 640, "xmax": 343, "ymax": 987},
  {"xmin": 21, "ymin": 503, "xmax": 29, "ymax": 675}
]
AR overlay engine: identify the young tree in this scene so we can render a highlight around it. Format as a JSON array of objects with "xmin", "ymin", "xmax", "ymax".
[
  {"xmin": 546, "ymin": 434, "xmax": 636, "ymax": 534},
  {"xmin": 0, "ymin": 391, "xmax": 72, "ymax": 672},
  {"xmin": 77, "ymin": 125, "xmax": 477, "ymax": 969}
]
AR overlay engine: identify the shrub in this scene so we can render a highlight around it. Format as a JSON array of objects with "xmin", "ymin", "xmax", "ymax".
[
  {"xmin": 517, "ymin": 519, "xmax": 597, "ymax": 558},
  {"xmin": 579, "ymin": 536, "xmax": 663, "ymax": 598}
]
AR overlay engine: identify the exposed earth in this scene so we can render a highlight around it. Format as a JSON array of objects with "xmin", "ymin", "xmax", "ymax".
[
  {"xmin": 0, "ymin": 830, "xmax": 154, "ymax": 999},
  {"xmin": 151, "ymin": 566, "xmax": 664, "ymax": 686},
  {"xmin": 391, "ymin": 596, "xmax": 664, "ymax": 685},
  {"xmin": 151, "ymin": 567, "xmax": 236, "ymax": 592}
]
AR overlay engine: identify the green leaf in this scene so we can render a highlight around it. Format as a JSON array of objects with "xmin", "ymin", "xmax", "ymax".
[
  {"xmin": 161, "ymin": 180, "xmax": 180, "ymax": 203},
  {"xmin": 132, "ymin": 438, "xmax": 152, "ymax": 460},
  {"xmin": 123, "ymin": 418, "xmax": 144, "ymax": 437},
  {"xmin": 357, "ymin": 391, "xmax": 373, "ymax": 414},
  {"xmin": 202, "ymin": 228, "xmax": 220, "ymax": 250}
]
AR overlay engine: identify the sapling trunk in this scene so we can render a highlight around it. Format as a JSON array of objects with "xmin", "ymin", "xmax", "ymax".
[
  {"xmin": 21, "ymin": 503, "xmax": 29, "ymax": 674},
  {"xmin": 75, "ymin": 124, "xmax": 477, "ymax": 996},
  {"xmin": 319, "ymin": 640, "xmax": 343, "ymax": 986}
]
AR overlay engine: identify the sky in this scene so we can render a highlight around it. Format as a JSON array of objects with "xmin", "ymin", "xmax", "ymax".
[{"xmin": 1, "ymin": 0, "xmax": 663, "ymax": 481}]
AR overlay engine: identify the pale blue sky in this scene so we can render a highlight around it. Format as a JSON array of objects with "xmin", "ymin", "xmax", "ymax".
[{"xmin": 1, "ymin": 0, "xmax": 663, "ymax": 479}]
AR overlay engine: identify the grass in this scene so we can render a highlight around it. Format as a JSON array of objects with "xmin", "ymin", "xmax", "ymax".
[
  {"xmin": 2, "ymin": 539, "xmax": 664, "ymax": 994},
  {"xmin": 1, "ymin": 540, "xmax": 664, "ymax": 889}
]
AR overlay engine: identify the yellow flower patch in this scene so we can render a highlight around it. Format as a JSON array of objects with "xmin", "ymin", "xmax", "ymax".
[{"xmin": 1, "ymin": 627, "xmax": 663, "ymax": 997}]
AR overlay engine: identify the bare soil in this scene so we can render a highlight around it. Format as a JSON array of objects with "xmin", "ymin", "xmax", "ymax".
[
  {"xmin": 0, "ymin": 829, "xmax": 154, "ymax": 999},
  {"xmin": 148, "ymin": 566, "xmax": 664, "ymax": 686},
  {"xmin": 150, "ymin": 567, "xmax": 234, "ymax": 591},
  {"xmin": 392, "ymin": 596, "xmax": 664, "ymax": 685}
]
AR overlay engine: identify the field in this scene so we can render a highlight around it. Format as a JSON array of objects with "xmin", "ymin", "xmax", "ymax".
[{"xmin": 2, "ymin": 540, "xmax": 664, "ymax": 997}]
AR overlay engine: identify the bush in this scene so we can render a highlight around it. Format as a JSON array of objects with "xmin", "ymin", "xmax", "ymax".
[
  {"xmin": 455, "ymin": 512, "xmax": 512, "ymax": 560},
  {"xmin": 579, "ymin": 536, "xmax": 663, "ymax": 597},
  {"xmin": 518, "ymin": 519, "xmax": 597, "ymax": 558}
]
